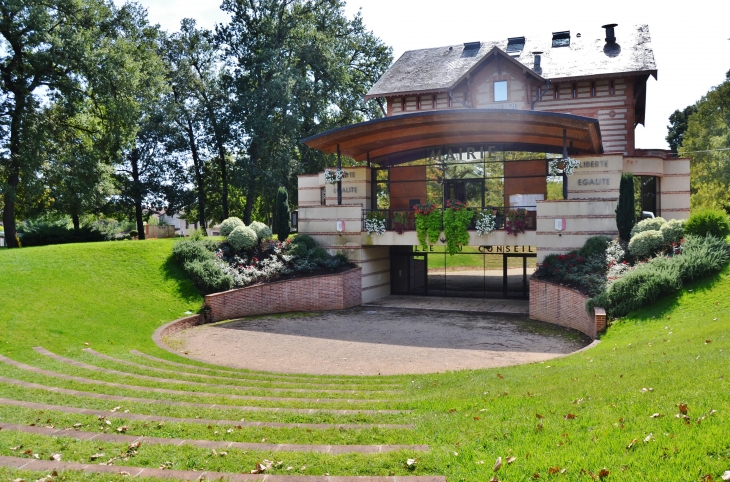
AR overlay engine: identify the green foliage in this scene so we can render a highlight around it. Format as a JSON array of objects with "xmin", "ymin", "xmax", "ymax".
[
  {"xmin": 172, "ymin": 238, "xmax": 216, "ymax": 265},
  {"xmin": 628, "ymin": 230, "xmax": 666, "ymax": 259},
  {"xmin": 17, "ymin": 220, "xmax": 107, "ymax": 247},
  {"xmin": 308, "ymin": 247, "xmax": 329, "ymax": 261},
  {"xmin": 442, "ymin": 203, "xmax": 474, "ymax": 255},
  {"xmin": 533, "ymin": 251, "xmax": 607, "ymax": 296},
  {"xmin": 616, "ymin": 173, "xmax": 636, "ymax": 241},
  {"xmin": 414, "ymin": 208, "xmax": 442, "ymax": 251},
  {"xmin": 226, "ymin": 226, "xmax": 257, "ymax": 251},
  {"xmin": 680, "ymin": 70, "xmax": 730, "ymax": 210},
  {"xmin": 129, "ymin": 230, "xmax": 139, "ymax": 238},
  {"xmin": 684, "ymin": 208, "xmax": 730, "ymax": 238},
  {"xmin": 630, "ymin": 217, "xmax": 666, "ymax": 237},
  {"xmin": 183, "ymin": 258, "xmax": 234, "ymax": 294},
  {"xmin": 666, "ymin": 104, "xmax": 698, "ymax": 153},
  {"xmin": 660, "ymin": 219, "xmax": 685, "ymax": 244},
  {"xmin": 249, "ymin": 221, "xmax": 272, "ymax": 241},
  {"xmin": 579, "ymin": 236, "xmax": 611, "ymax": 258},
  {"xmin": 219, "ymin": 217, "xmax": 245, "ymax": 237},
  {"xmin": 290, "ymin": 234, "xmax": 317, "ymax": 251},
  {"xmin": 274, "ymin": 187, "xmax": 291, "ymax": 241},
  {"xmin": 588, "ymin": 235, "xmax": 729, "ymax": 318}
]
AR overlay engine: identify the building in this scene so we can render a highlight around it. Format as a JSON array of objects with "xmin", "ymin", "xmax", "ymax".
[{"xmin": 297, "ymin": 24, "xmax": 690, "ymax": 303}]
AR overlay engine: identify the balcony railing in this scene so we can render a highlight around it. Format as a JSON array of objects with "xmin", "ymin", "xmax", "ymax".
[{"xmin": 362, "ymin": 207, "xmax": 537, "ymax": 233}]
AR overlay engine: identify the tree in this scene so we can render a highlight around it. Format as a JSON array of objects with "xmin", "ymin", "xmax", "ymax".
[
  {"xmin": 217, "ymin": 0, "xmax": 392, "ymax": 224},
  {"xmin": 666, "ymin": 104, "xmax": 699, "ymax": 154},
  {"xmin": 616, "ymin": 173, "xmax": 635, "ymax": 241},
  {"xmin": 274, "ymin": 186, "xmax": 291, "ymax": 241},
  {"xmin": 679, "ymin": 70, "xmax": 730, "ymax": 211},
  {"xmin": 0, "ymin": 0, "xmax": 112, "ymax": 248}
]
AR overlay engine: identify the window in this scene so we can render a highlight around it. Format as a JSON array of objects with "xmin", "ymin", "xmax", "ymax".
[
  {"xmin": 506, "ymin": 36, "xmax": 525, "ymax": 53},
  {"xmin": 552, "ymin": 31, "xmax": 570, "ymax": 48},
  {"xmin": 554, "ymin": 84, "xmax": 559, "ymax": 100},
  {"xmin": 572, "ymin": 83, "xmax": 577, "ymax": 98},
  {"xmin": 591, "ymin": 81, "xmax": 596, "ymax": 97},
  {"xmin": 609, "ymin": 80, "xmax": 615, "ymax": 96},
  {"xmin": 494, "ymin": 81, "xmax": 508, "ymax": 102}
]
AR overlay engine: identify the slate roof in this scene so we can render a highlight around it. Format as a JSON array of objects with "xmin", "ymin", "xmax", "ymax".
[{"xmin": 365, "ymin": 24, "xmax": 657, "ymax": 100}]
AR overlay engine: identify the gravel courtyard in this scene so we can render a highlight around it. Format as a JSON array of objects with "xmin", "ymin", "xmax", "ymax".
[{"xmin": 167, "ymin": 306, "xmax": 592, "ymax": 375}]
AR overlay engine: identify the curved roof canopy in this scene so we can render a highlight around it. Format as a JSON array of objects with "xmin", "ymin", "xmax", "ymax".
[{"xmin": 302, "ymin": 109, "xmax": 603, "ymax": 165}]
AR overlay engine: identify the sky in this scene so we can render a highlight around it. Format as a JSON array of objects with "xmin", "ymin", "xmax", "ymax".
[{"xmin": 118, "ymin": 0, "xmax": 730, "ymax": 150}]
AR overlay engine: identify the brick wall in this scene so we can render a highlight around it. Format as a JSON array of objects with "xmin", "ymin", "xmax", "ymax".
[
  {"xmin": 529, "ymin": 279, "xmax": 604, "ymax": 339},
  {"xmin": 204, "ymin": 268, "xmax": 362, "ymax": 322}
]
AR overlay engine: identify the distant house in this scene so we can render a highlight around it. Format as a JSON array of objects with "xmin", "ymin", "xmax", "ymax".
[{"xmin": 150, "ymin": 212, "xmax": 222, "ymax": 237}]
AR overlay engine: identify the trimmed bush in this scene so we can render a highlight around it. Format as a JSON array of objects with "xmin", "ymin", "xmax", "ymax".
[
  {"xmin": 129, "ymin": 230, "xmax": 139, "ymax": 238},
  {"xmin": 172, "ymin": 239, "xmax": 216, "ymax": 264},
  {"xmin": 290, "ymin": 234, "xmax": 317, "ymax": 250},
  {"xmin": 274, "ymin": 186, "xmax": 291, "ymax": 242},
  {"xmin": 660, "ymin": 219, "xmax": 685, "ymax": 244},
  {"xmin": 249, "ymin": 221, "xmax": 272, "ymax": 241},
  {"xmin": 684, "ymin": 209, "xmax": 730, "ymax": 238},
  {"xmin": 309, "ymin": 246, "xmax": 329, "ymax": 261},
  {"xmin": 616, "ymin": 173, "xmax": 635, "ymax": 241},
  {"xmin": 227, "ymin": 226, "xmax": 258, "ymax": 251},
  {"xmin": 219, "ymin": 217, "xmax": 245, "ymax": 237},
  {"xmin": 183, "ymin": 258, "xmax": 234, "ymax": 294},
  {"xmin": 630, "ymin": 217, "xmax": 666, "ymax": 238},
  {"xmin": 579, "ymin": 236, "xmax": 611, "ymax": 258},
  {"xmin": 287, "ymin": 242, "xmax": 308, "ymax": 258},
  {"xmin": 628, "ymin": 230, "xmax": 665, "ymax": 259},
  {"xmin": 19, "ymin": 224, "xmax": 107, "ymax": 247}
]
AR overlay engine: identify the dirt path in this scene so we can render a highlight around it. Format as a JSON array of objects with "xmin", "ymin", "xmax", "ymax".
[{"xmin": 167, "ymin": 307, "xmax": 591, "ymax": 376}]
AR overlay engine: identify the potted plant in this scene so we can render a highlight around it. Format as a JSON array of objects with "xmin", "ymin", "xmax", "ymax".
[
  {"xmin": 413, "ymin": 203, "xmax": 442, "ymax": 250},
  {"xmin": 505, "ymin": 208, "xmax": 528, "ymax": 236},
  {"xmin": 476, "ymin": 210, "xmax": 497, "ymax": 236},
  {"xmin": 443, "ymin": 199, "xmax": 475, "ymax": 255},
  {"xmin": 393, "ymin": 211, "xmax": 408, "ymax": 234},
  {"xmin": 364, "ymin": 211, "xmax": 386, "ymax": 236}
]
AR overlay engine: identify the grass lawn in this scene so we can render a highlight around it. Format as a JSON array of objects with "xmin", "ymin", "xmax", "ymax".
[{"xmin": 0, "ymin": 239, "xmax": 729, "ymax": 480}]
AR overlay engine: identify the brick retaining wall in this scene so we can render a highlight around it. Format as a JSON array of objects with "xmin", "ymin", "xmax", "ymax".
[
  {"xmin": 204, "ymin": 268, "xmax": 362, "ymax": 322},
  {"xmin": 529, "ymin": 279, "xmax": 606, "ymax": 339}
]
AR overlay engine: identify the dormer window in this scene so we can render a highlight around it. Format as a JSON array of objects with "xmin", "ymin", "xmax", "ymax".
[
  {"xmin": 506, "ymin": 37, "xmax": 525, "ymax": 53},
  {"xmin": 552, "ymin": 31, "xmax": 570, "ymax": 48},
  {"xmin": 494, "ymin": 81, "xmax": 508, "ymax": 102}
]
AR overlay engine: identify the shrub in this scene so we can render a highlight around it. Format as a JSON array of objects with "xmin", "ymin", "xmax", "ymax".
[
  {"xmin": 227, "ymin": 226, "xmax": 258, "ymax": 251},
  {"xmin": 249, "ymin": 221, "xmax": 272, "ymax": 241},
  {"xmin": 533, "ymin": 251, "xmax": 607, "ymax": 296},
  {"xmin": 616, "ymin": 173, "xmax": 635, "ymax": 241},
  {"xmin": 588, "ymin": 235, "xmax": 729, "ymax": 318},
  {"xmin": 183, "ymin": 258, "xmax": 234, "ymax": 294},
  {"xmin": 19, "ymin": 223, "xmax": 106, "ymax": 247},
  {"xmin": 660, "ymin": 219, "xmax": 685, "ymax": 244},
  {"xmin": 309, "ymin": 246, "xmax": 329, "ymax": 261},
  {"xmin": 628, "ymin": 230, "xmax": 665, "ymax": 259},
  {"xmin": 287, "ymin": 242, "xmax": 308, "ymax": 258},
  {"xmin": 579, "ymin": 236, "xmax": 611, "ymax": 258},
  {"xmin": 630, "ymin": 217, "xmax": 666, "ymax": 237},
  {"xmin": 684, "ymin": 209, "xmax": 730, "ymax": 238},
  {"xmin": 129, "ymin": 230, "xmax": 139, "ymax": 238},
  {"xmin": 172, "ymin": 239, "xmax": 216, "ymax": 264},
  {"xmin": 290, "ymin": 234, "xmax": 317, "ymax": 250},
  {"xmin": 219, "ymin": 217, "xmax": 245, "ymax": 237},
  {"xmin": 274, "ymin": 187, "xmax": 291, "ymax": 242}
]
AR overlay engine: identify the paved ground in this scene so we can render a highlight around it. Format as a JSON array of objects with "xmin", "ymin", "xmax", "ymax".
[
  {"xmin": 169, "ymin": 303, "xmax": 591, "ymax": 375},
  {"xmin": 366, "ymin": 295, "xmax": 529, "ymax": 314}
]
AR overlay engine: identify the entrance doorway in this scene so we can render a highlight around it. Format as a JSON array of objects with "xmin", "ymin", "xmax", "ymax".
[{"xmin": 390, "ymin": 246, "xmax": 536, "ymax": 299}]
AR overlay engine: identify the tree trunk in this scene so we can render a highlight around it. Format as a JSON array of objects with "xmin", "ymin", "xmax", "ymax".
[
  {"xmin": 2, "ymin": 170, "xmax": 20, "ymax": 248},
  {"xmin": 72, "ymin": 212, "xmax": 80, "ymax": 231},
  {"xmin": 184, "ymin": 116, "xmax": 207, "ymax": 232},
  {"xmin": 2, "ymin": 93, "xmax": 26, "ymax": 249},
  {"xmin": 243, "ymin": 180, "xmax": 255, "ymax": 225},
  {"xmin": 204, "ymin": 103, "xmax": 229, "ymax": 219},
  {"xmin": 131, "ymin": 148, "xmax": 146, "ymax": 240}
]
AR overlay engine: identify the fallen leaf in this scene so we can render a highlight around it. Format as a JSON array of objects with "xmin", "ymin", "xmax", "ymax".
[
  {"xmin": 507, "ymin": 456, "xmax": 516, "ymax": 464},
  {"xmin": 627, "ymin": 438, "xmax": 639, "ymax": 450},
  {"xmin": 643, "ymin": 433, "xmax": 653, "ymax": 443},
  {"xmin": 548, "ymin": 466, "xmax": 560, "ymax": 475},
  {"xmin": 474, "ymin": 416, "xmax": 481, "ymax": 421},
  {"xmin": 286, "ymin": 467, "xmax": 293, "ymax": 471},
  {"xmin": 701, "ymin": 475, "xmax": 713, "ymax": 481},
  {"xmin": 110, "ymin": 406, "xmax": 121, "ymax": 413},
  {"xmin": 128, "ymin": 442, "xmax": 141, "ymax": 450},
  {"xmin": 117, "ymin": 426, "xmax": 128, "ymax": 433},
  {"xmin": 599, "ymin": 468, "xmax": 610, "ymax": 478},
  {"xmin": 650, "ymin": 413, "xmax": 662, "ymax": 418},
  {"xmin": 678, "ymin": 403, "xmax": 688, "ymax": 415},
  {"xmin": 406, "ymin": 458, "xmax": 416, "ymax": 467},
  {"xmin": 73, "ymin": 423, "xmax": 83, "ymax": 428},
  {"xmin": 497, "ymin": 374, "xmax": 504, "ymax": 379},
  {"xmin": 533, "ymin": 473, "xmax": 540, "ymax": 479},
  {"xmin": 721, "ymin": 470, "xmax": 730, "ymax": 481},
  {"xmin": 89, "ymin": 453, "xmax": 105, "ymax": 461},
  {"xmin": 493, "ymin": 456, "xmax": 502, "ymax": 471},
  {"xmin": 564, "ymin": 413, "xmax": 576, "ymax": 420},
  {"xmin": 489, "ymin": 477, "xmax": 499, "ymax": 482},
  {"xmin": 50, "ymin": 453, "xmax": 62, "ymax": 461},
  {"xmin": 536, "ymin": 413, "xmax": 544, "ymax": 419}
]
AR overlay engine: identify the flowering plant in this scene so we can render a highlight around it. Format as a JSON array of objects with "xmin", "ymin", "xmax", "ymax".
[
  {"xmin": 413, "ymin": 203, "xmax": 442, "ymax": 250},
  {"xmin": 393, "ymin": 211, "xmax": 408, "ymax": 234},
  {"xmin": 443, "ymin": 199, "xmax": 474, "ymax": 255},
  {"xmin": 549, "ymin": 157, "xmax": 581, "ymax": 176},
  {"xmin": 364, "ymin": 211, "xmax": 386, "ymax": 236},
  {"xmin": 324, "ymin": 168, "xmax": 344, "ymax": 184},
  {"xmin": 475, "ymin": 211, "xmax": 497, "ymax": 236},
  {"xmin": 505, "ymin": 208, "xmax": 528, "ymax": 236}
]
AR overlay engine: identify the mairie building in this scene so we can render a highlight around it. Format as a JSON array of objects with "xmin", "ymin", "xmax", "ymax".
[{"xmin": 297, "ymin": 24, "xmax": 690, "ymax": 303}]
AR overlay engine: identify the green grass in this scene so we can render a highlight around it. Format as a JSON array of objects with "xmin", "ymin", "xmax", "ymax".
[{"xmin": 1, "ymin": 240, "xmax": 729, "ymax": 480}]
